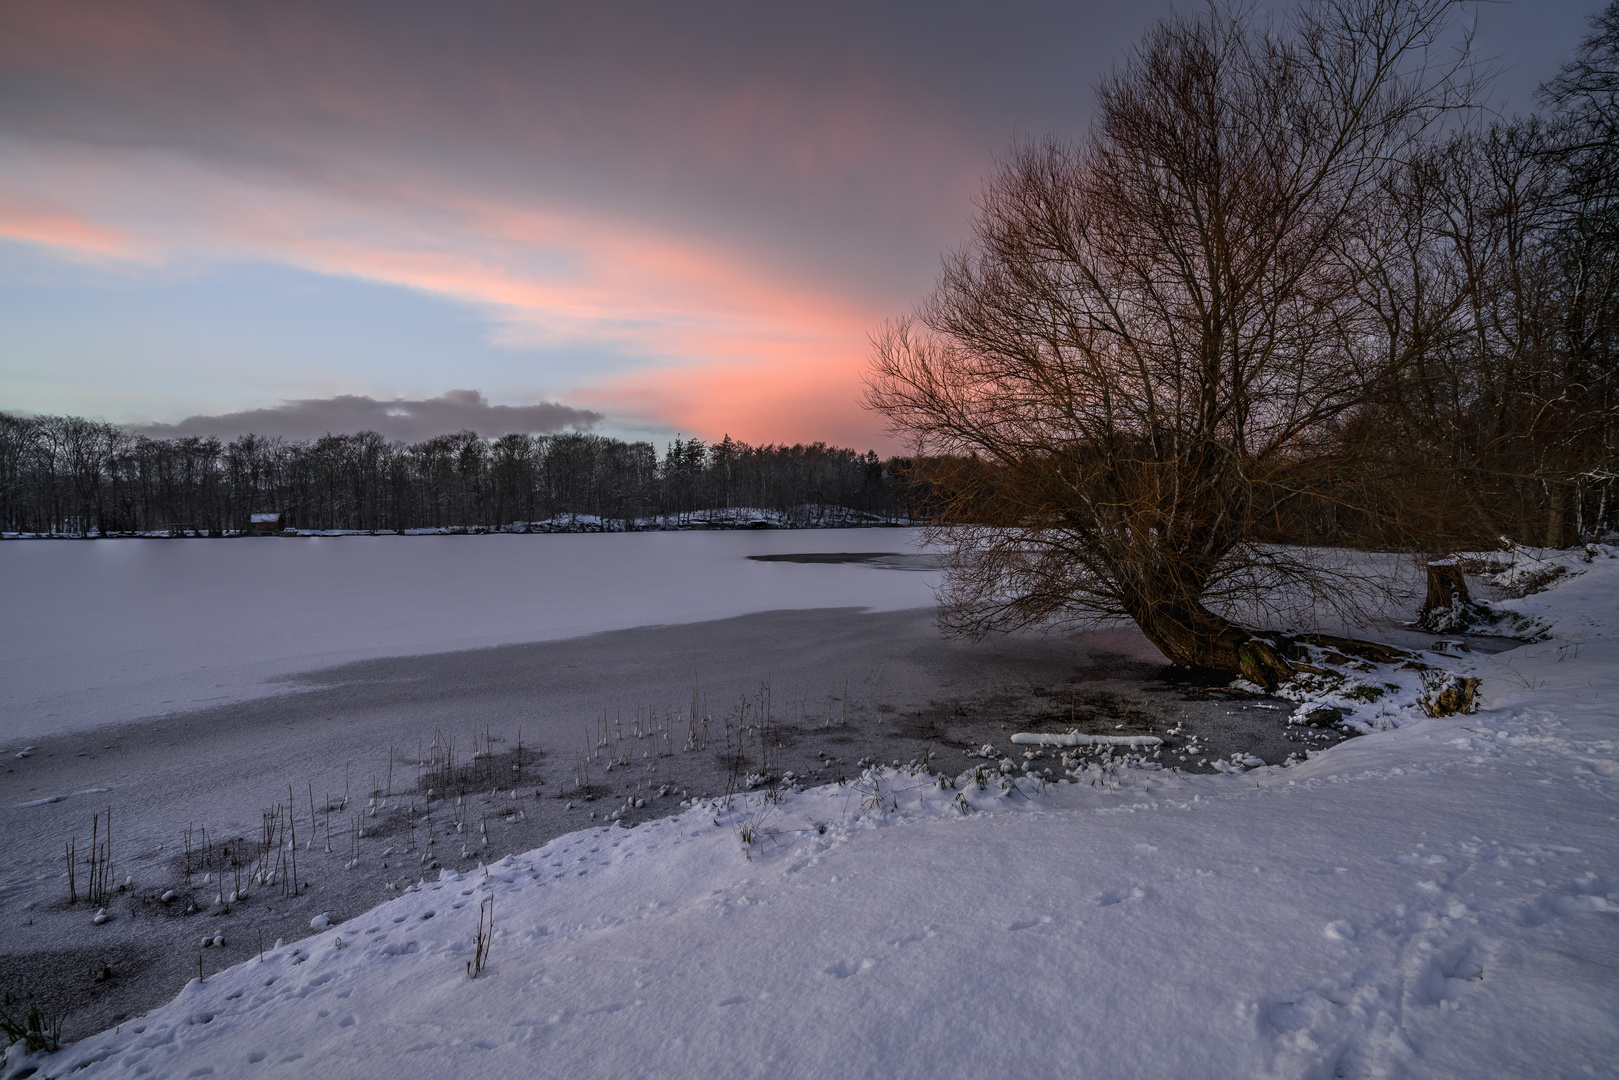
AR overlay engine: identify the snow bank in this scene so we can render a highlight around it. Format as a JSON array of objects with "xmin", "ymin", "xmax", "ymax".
[{"xmin": 12, "ymin": 551, "xmax": 1617, "ymax": 1079}]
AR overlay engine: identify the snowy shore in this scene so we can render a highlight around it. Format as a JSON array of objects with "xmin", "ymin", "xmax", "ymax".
[{"xmin": 8, "ymin": 548, "xmax": 1616, "ymax": 1078}]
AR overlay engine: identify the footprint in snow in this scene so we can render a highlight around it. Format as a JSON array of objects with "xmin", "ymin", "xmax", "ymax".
[
  {"xmin": 1323, "ymin": 920, "xmax": 1356, "ymax": 941},
  {"xmin": 1007, "ymin": 916, "xmax": 1052, "ymax": 932},
  {"xmin": 1097, "ymin": 887, "xmax": 1145, "ymax": 907},
  {"xmin": 888, "ymin": 928, "xmax": 938, "ymax": 947},
  {"xmin": 823, "ymin": 958, "xmax": 875, "ymax": 979},
  {"xmin": 1413, "ymin": 939, "xmax": 1486, "ymax": 1005}
]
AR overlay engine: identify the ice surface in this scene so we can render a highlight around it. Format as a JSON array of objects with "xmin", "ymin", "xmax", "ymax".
[
  {"xmin": 9, "ymin": 548, "xmax": 1616, "ymax": 1079},
  {"xmin": 0, "ymin": 530, "xmax": 937, "ymax": 739}
]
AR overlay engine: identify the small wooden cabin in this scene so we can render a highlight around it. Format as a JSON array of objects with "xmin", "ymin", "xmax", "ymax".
[{"xmin": 248, "ymin": 513, "xmax": 283, "ymax": 535}]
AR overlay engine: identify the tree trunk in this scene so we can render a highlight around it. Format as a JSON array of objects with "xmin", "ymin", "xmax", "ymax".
[
  {"xmin": 1546, "ymin": 480, "xmax": 1568, "ymax": 549},
  {"xmin": 1127, "ymin": 594, "xmax": 1296, "ymax": 691},
  {"xmin": 1421, "ymin": 559, "xmax": 1469, "ymax": 619}
]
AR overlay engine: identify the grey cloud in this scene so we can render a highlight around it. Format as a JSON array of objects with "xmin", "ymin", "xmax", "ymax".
[
  {"xmin": 133, "ymin": 390, "xmax": 603, "ymax": 443},
  {"xmin": 0, "ymin": 1, "xmax": 1571, "ymax": 306},
  {"xmin": 0, "ymin": 1, "xmax": 1173, "ymax": 303}
]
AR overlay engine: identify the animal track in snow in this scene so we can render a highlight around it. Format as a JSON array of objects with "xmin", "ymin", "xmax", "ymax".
[
  {"xmin": 823, "ymin": 958, "xmax": 875, "ymax": 978},
  {"xmin": 1097, "ymin": 887, "xmax": 1145, "ymax": 907}
]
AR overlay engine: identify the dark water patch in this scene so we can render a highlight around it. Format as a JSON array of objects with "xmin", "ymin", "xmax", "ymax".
[
  {"xmin": 746, "ymin": 552, "xmax": 942, "ymax": 570},
  {"xmin": 1154, "ymin": 665, "xmax": 1253, "ymax": 694},
  {"xmin": 747, "ymin": 552, "xmax": 899, "ymax": 564}
]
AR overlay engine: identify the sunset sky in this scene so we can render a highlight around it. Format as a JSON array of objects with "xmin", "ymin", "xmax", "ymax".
[{"xmin": 0, "ymin": 0, "xmax": 1604, "ymax": 451}]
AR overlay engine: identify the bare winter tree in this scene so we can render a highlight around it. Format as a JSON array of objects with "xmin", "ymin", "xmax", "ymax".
[{"xmin": 865, "ymin": 0, "xmax": 1477, "ymax": 686}]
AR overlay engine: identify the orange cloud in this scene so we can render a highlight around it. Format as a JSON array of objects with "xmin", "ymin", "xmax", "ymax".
[
  {"xmin": 582, "ymin": 351, "xmax": 887, "ymax": 450},
  {"xmin": 0, "ymin": 196, "xmax": 142, "ymax": 261},
  {"xmin": 0, "ymin": 135, "xmax": 900, "ymax": 447}
]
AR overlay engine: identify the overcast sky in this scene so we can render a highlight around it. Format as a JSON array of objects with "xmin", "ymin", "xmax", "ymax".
[{"xmin": 0, "ymin": 0, "xmax": 1606, "ymax": 450}]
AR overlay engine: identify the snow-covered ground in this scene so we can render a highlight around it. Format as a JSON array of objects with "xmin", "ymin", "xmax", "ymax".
[
  {"xmin": 14, "ymin": 548, "xmax": 1617, "ymax": 1079},
  {"xmin": 0, "ymin": 530, "xmax": 938, "ymax": 740}
]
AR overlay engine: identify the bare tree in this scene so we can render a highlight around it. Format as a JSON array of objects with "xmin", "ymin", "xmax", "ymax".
[
  {"xmin": 865, "ymin": 0, "xmax": 1476, "ymax": 686},
  {"xmin": 1544, "ymin": 0, "xmax": 1619, "ymax": 157}
]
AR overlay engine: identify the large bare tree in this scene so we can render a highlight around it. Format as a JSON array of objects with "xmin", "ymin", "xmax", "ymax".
[{"xmin": 866, "ymin": 0, "xmax": 1476, "ymax": 686}]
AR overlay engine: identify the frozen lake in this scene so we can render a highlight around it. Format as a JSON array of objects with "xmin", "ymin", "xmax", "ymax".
[
  {"xmin": 0, "ymin": 530, "xmax": 939, "ymax": 740},
  {"xmin": 2, "ymin": 532, "xmax": 1114, "ymax": 1039}
]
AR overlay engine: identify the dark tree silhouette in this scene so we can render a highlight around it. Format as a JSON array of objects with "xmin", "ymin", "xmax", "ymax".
[{"xmin": 866, "ymin": 0, "xmax": 1478, "ymax": 686}]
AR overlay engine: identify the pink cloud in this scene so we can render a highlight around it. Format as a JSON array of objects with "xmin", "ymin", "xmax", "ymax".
[
  {"xmin": 0, "ymin": 136, "xmax": 895, "ymax": 445},
  {"xmin": 0, "ymin": 195, "xmax": 142, "ymax": 260}
]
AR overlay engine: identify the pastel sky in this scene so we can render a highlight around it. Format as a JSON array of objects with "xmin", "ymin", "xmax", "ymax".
[{"xmin": 0, "ymin": 1, "xmax": 1605, "ymax": 450}]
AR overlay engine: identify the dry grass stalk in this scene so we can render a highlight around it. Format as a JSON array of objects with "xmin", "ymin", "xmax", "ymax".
[{"xmin": 467, "ymin": 895, "xmax": 493, "ymax": 978}]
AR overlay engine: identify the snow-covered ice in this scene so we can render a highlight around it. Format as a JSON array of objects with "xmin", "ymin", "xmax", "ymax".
[
  {"xmin": 0, "ymin": 530, "xmax": 937, "ymax": 739},
  {"xmin": 13, "ymin": 548, "xmax": 1617, "ymax": 1079}
]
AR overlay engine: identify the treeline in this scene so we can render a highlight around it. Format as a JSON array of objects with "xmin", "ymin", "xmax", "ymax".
[
  {"xmin": 0, "ymin": 417, "xmax": 913, "ymax": 534},
  {"xmin": 1275, "ymin": 13, "xmax": 1619, "ymax": 550},
  {"xmin": 1271, "ymin": 105, "xmax": 1619, "ymax": 550}
]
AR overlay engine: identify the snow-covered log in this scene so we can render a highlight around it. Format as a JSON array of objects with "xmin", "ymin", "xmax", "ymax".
[{"xmin": 1010, "ymin": 732, "xmax": 1163, "ymax": 748}]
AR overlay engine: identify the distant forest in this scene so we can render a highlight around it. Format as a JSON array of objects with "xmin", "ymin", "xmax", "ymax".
[
  {"xmin": 4, "ymin": 407, "xmax": 1617, "ymax": 544},
  {"xmin": 0, "ymin": 414, "xmax": 916, "ymax": 534}
]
